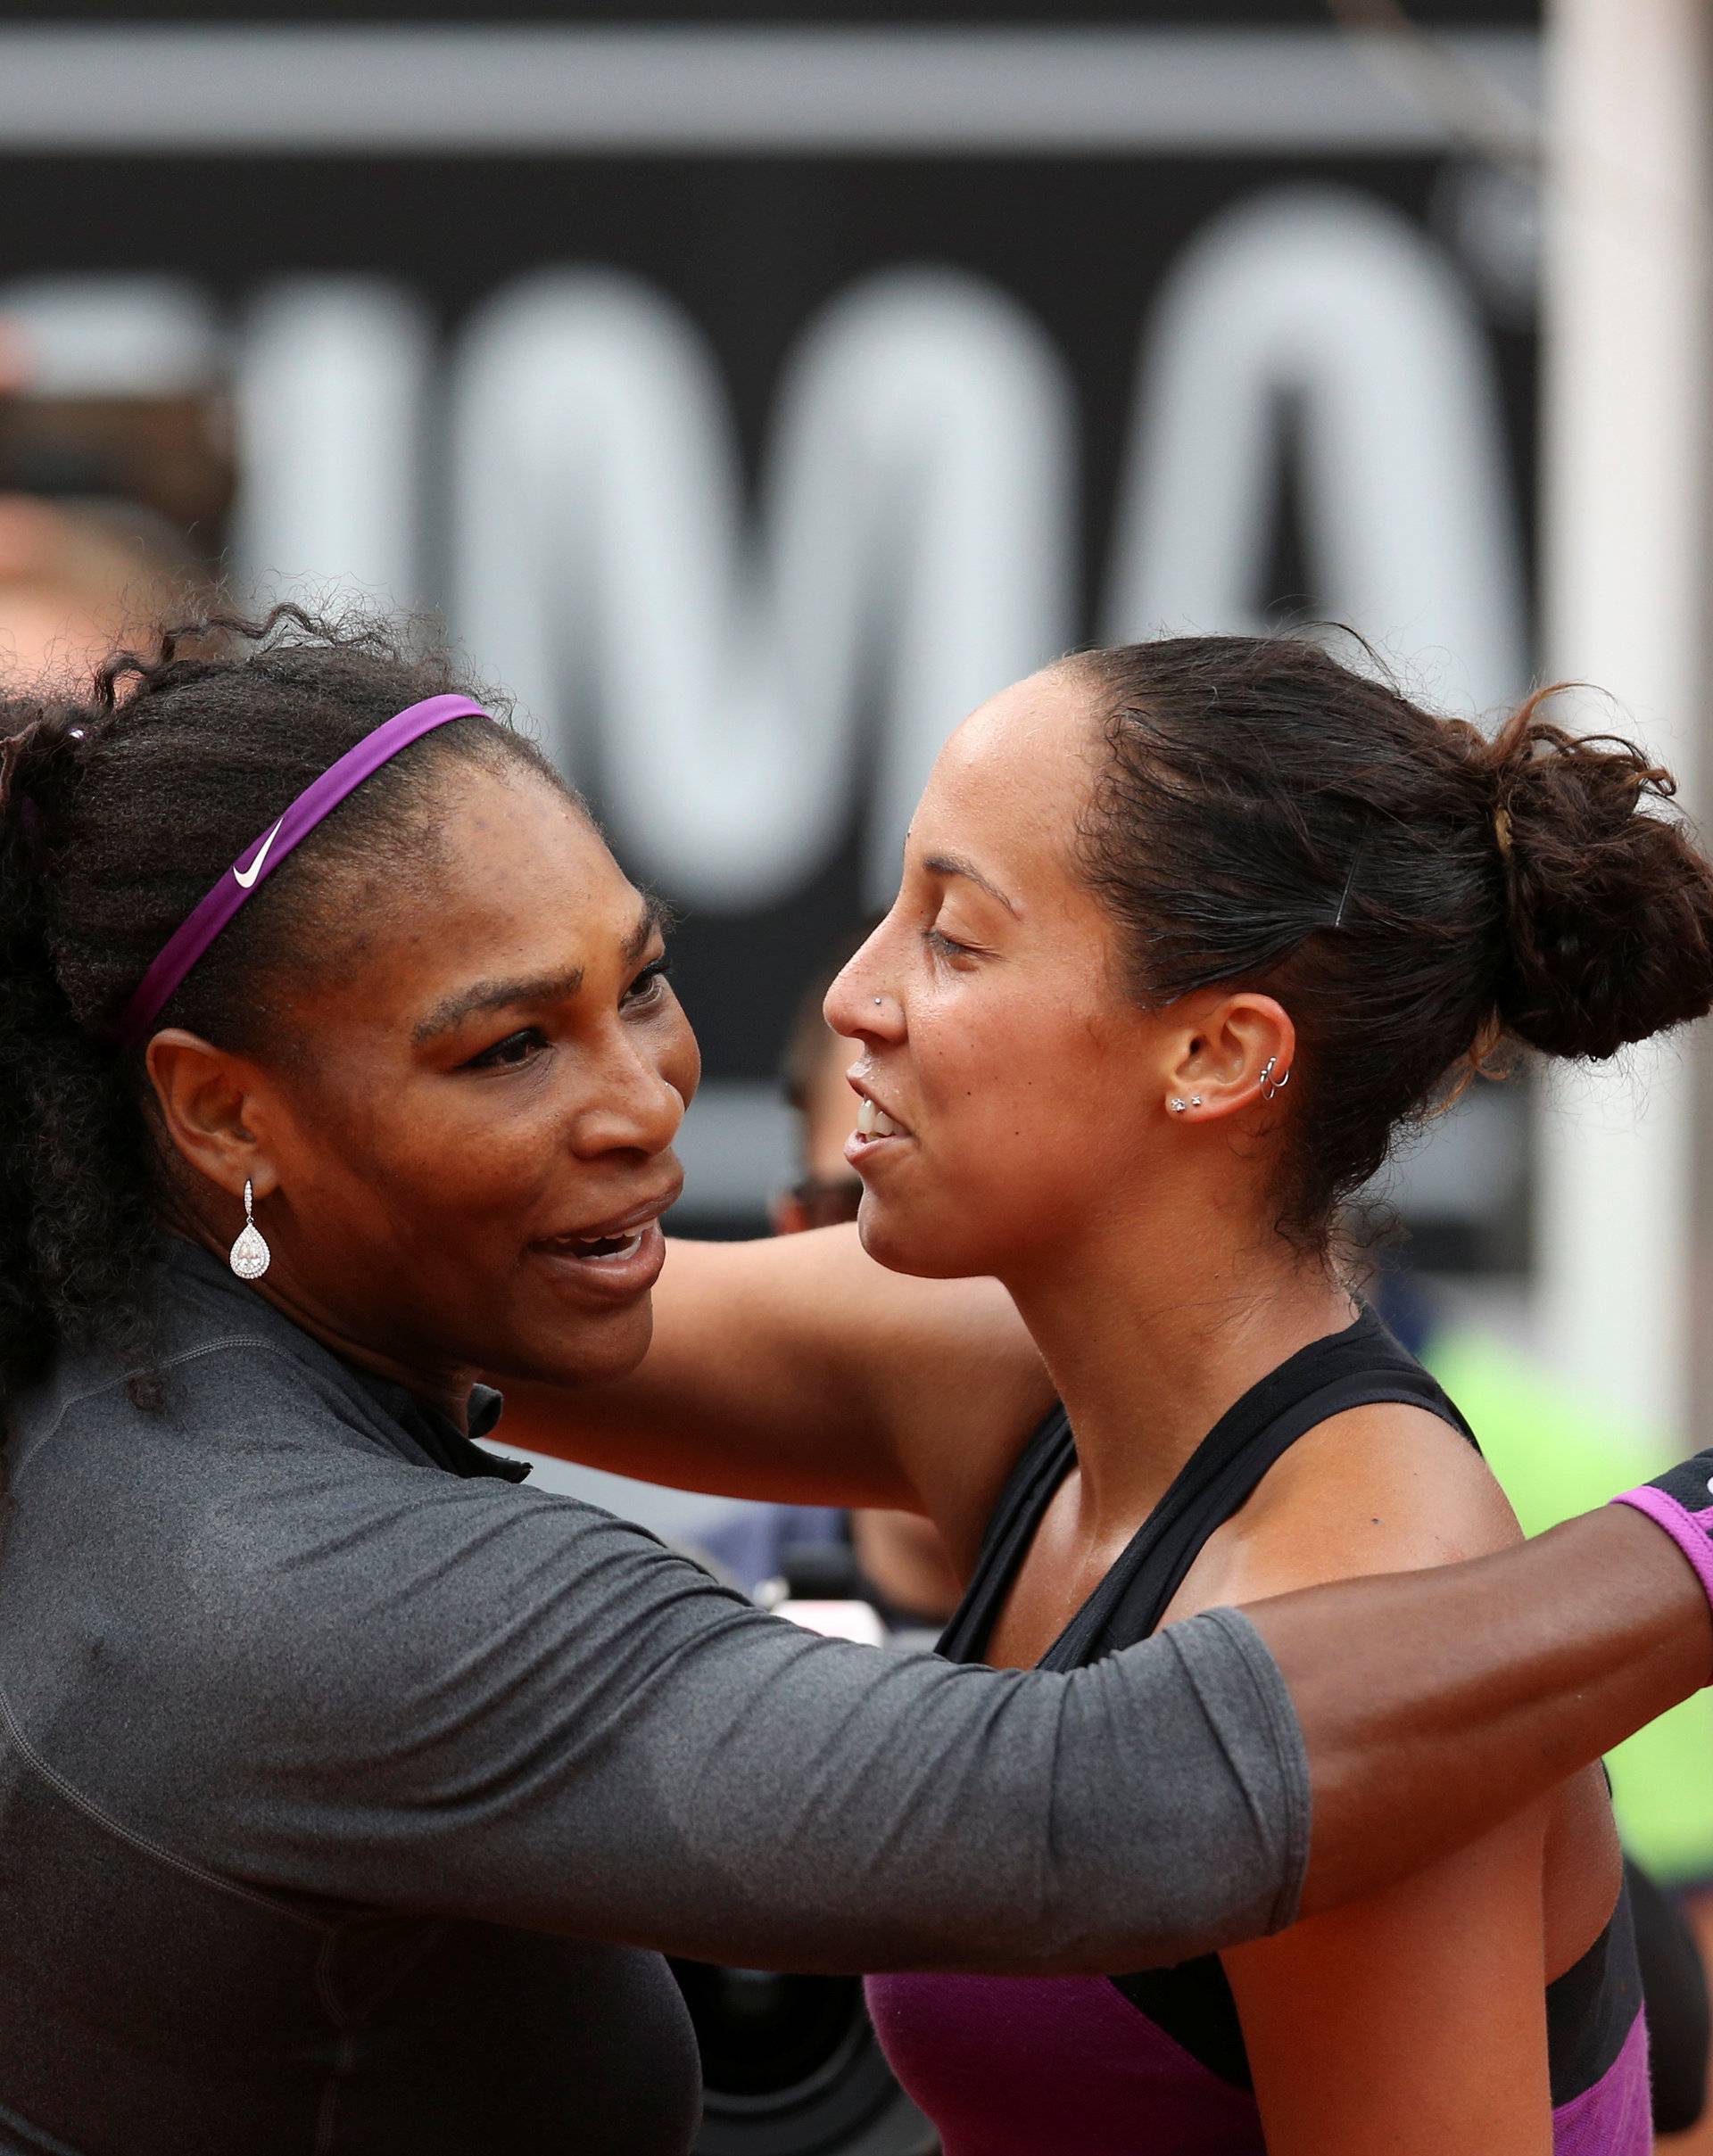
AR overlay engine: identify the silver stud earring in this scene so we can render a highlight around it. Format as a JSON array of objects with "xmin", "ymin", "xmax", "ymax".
[
  {"xmin": 229, "ymin": 1178, "xmax": 271, "ymax": 1281},
  {"xmin": 1190, "ymin": 1096, "xmax": 1203, "ymax": 1108},
  {"xmin": 874, "ymin": 996, "xmax": 883, "ymax": 1005},
  {"xmin": 1169, "ymin": 1097, "xmax": 1188, "ymax": 1113}
]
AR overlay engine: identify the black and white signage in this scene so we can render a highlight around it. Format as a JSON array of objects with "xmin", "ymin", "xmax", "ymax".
[{"xmin": 0, "ymin": 0, "xmax": 1542, "ymax": 1249}]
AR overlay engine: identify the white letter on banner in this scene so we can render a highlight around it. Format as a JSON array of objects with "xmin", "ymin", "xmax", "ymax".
[
  {"xmin": 451, "ymin": 266, "xmax": 1074, "ymax": 911},
  {"xmin": 1103, "ymin": 185, "xmax": 1527, "ymax": 717},
  {"xmin": 0, "ymin": 275, "xmax": 218, "ymax": 397},
  {"xmin": 234, "ymin": 278, "xmax": 433, "ymax": 613}
]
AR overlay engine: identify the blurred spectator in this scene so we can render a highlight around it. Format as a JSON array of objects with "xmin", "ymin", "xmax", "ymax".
[{"xmin": 0, "ymin": 492, "xmax": 204, "ymax": 690}]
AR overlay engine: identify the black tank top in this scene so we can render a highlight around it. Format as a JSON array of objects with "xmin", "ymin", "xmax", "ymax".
[{"xmin": 934, "ymin": 1307, "xmax": 1641, "ymax": 2100}]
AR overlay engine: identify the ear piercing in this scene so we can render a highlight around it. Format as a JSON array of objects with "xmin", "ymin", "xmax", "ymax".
[
  {"xmin": 1260, "ymin": 1057, "xmax": 1291, "ymax": 1102},
  {"xmin": 1168, "ymin": 1096, "xmax": 1203, "ymax": 1114},
  {"xmin": 228, "ymin": 1178, "xmax": 271, "ymax": 1281}
]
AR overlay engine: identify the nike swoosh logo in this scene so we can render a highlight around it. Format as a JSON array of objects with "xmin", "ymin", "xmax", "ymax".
[{"xmin": 233, "ymin": 819, "xmax": 285, "ymax": 890}]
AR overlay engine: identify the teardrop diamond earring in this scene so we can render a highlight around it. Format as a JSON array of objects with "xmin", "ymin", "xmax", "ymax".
[{"xmin": 229, "ymin": 1179, "xmax": 271, "ymax": 1281}]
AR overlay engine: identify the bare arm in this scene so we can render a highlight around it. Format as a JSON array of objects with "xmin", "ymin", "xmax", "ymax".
[
  {"xmin": 499, "ymin": 1253, "xmax": 1713, "ymax": 1937},
  {"xmin": 1180, "ymin": 1407, "xmax": 1580, "ymax": 2154},
  {"xmin": 242, "ymin": 1477, "xmax": 1709, "ymax": 1974},
  {"xmin": 498, "ymin": 1227, "xmax": 1054, "ymax": 1557},
  {"xmin": 1228, "ymin": 1808, "xmax": 1554, "ymax": 2155},
  {"xmin": 1262, "ymin": 1506, "xmax": 1711, "ymax": 1918}
]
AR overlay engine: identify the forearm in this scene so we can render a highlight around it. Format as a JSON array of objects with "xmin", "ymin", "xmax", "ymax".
[
  {"xmin": 493, "ymin": 1231, "xmax": 1051, "ymax": 1520},
  {"xmin": 1245, "ymin": 1506, "xmax": 1713, "ymax": 1918}
]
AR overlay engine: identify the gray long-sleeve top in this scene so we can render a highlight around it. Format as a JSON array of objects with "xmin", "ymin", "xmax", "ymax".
[{"xmin": 0, "ymin": 1240, "xmax": 1310, "ymax": 2156}]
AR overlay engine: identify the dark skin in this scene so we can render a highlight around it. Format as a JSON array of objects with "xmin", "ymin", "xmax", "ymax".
[
  {"xmin": 146, "ymin": 764, "xmax": 699, "ymax": 1427},
  {"xmin": 138, "ymin": 756, "xmax": 1713, "ymax": 1937}
]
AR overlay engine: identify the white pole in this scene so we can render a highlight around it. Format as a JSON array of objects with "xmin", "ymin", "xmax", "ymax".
[{"xmin": 1537, "ymin": 0, "xmax": 1711, "ymax": 1441}]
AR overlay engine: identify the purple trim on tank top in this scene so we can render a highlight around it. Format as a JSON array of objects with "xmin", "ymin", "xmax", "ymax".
[
  {"xmin": 865, "ymin": 1972, "xmax": 1256, "ymax": 2156},
  {"xmin": 1552, "ymin": 2008, "xmax": 1651, "ymax": 2156},
  {"xmin": 1611, "ymin": 1485, "xmax": 1713, "ymax": 1616},
  {"xmin": 865, "ymin": 1973, "xmax": 1650, "ymax": 2156}
]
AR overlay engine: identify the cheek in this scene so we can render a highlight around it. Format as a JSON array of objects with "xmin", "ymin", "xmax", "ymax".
[
  {"xmin": 873, "ymin": 997, "xmax": 1081, "ymax": 1250},
  {"xmin": 904, "ymin": 984, "xmax": 1151, "ymax": 1240},
  {"xmin": 914, "ymin": 985, "xmax": 1092, "ymax": 1152},
  {"xmin": 658, "ymin": 1000, "xmax": 701, "ymax": 1107},
  {"xmin": 286, "ymin": 1067, "xmax": 557, "ymax": 1244}
]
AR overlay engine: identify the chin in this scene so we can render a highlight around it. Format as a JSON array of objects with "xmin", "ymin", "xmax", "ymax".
[
  {"xmin": 510, "ymin": 1294, "xmax": 657, "ymax": 1389},
  {"xmin": 856, "ymin": 1194, "xmax": 997, "ymax": 1282}
]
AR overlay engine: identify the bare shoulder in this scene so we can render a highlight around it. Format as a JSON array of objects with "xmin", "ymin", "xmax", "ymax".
[
  {"xmin": 1166, "ymin": 1400, "xmax": 1520, "ymax": 1620},
  {"xmin": 1181, "ymin": 1396, "xmax": 1625, "ymax": 1988}
]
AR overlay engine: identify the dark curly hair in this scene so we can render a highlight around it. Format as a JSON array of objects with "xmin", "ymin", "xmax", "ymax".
[
  {"xmin": 0, "ymin": 604, "xmax": 572, "ymax": 1412},
  {"xmin": 1069, "ymin": 634, "xmax": 1713, "ymax": 1249}
]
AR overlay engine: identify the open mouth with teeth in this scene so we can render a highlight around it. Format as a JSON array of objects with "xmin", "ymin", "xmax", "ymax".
[
  {"xmin": 541, "ymin": 1228, "xmax": 648, "ymax": 1262},
  {"xmin": 854, "ymin": 1097, "xmax": 908, "ymax": 1142}
]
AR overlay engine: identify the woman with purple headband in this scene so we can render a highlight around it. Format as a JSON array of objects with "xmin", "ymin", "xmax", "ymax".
[{"xmin": 0, "ymin": 606, "xmax": 1709, "ymax": 2156}]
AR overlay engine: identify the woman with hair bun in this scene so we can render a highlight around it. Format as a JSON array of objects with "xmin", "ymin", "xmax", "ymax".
[
  {"xmin": 4, "ymin": 607, "xmax": 1713, "ymax": 2153},
  {"xmin": 533, "ymin": 632, "xmax": 1713, "ymax": 2152},
  {"xmin": 826, "ymin": 637, "xmax": 1708, "ymax": 2155}
]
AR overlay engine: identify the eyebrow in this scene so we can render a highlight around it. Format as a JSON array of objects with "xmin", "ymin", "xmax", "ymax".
[
  {"xmin": 921, "ymin": 850, "xmax": 1020, "ymax": 918},
  {"xmin": 412, "ymin": 896, "xmax": 666, "ymax": 1043}
]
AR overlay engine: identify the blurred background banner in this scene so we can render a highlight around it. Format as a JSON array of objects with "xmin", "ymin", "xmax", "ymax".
[
  {"xmin": 14, "ymin": 5, "xmax": 1713, "ymax": 2144},
  {"xmin": 4, "ymin": 0, "xmax": 1712, "ymax": 1450},
  {"xmin": 0, "ymin": 0, "xmax": 1544, "ymax": 1249}
]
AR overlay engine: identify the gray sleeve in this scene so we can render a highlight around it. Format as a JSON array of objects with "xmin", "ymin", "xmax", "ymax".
[{"xmin": 204, "ymin": 1484, "xmax": 1311, "ymax": 1975}]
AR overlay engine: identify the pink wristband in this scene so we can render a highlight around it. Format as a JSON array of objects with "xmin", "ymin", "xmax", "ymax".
[{"xmin": 1611, "ymin": 1485, "xmax": 1713, "ymax": 1614}]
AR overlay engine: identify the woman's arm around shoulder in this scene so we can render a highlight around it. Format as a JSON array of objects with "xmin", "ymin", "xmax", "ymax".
[
  {"xmin": 1173, "ymin": 1403, "xmax": 1585, "ymax": 2156},
  {"xmin": 498, "ymin": 1225, "xmax": 1055, "ymax": 1558}
]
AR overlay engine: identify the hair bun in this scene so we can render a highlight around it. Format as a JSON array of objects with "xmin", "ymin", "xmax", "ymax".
[{"xmin": 1489, "ymin": 689, "xmax": 1713, "ymax": 1060}]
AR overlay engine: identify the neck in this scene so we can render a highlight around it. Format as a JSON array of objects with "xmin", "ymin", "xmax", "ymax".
[
  {"xmin": 177, "ymin": 1224, "xmax": 478, "ymax": 1431},
  {"xmin": 1005, "ymin": 1192, "xmax": 1356, "ymax": 1544}
]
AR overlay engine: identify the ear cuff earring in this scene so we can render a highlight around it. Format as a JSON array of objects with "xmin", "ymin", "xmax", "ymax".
[
  {"xmin": 229, "ymin": 1178, "xmax": 271, "ymax": 1281},
  {"xmin": 1259, "ymin": 1057, "xmax": 1292, "ymax": 1103}
]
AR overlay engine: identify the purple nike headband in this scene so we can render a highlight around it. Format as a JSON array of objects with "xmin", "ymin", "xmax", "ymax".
[{"xmin": 113, "ymin": 693, "xmax": 491, "ymax": 1052}]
